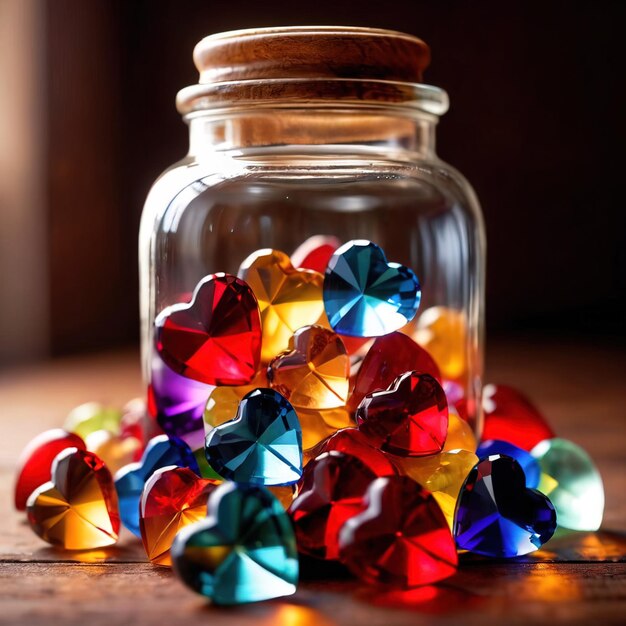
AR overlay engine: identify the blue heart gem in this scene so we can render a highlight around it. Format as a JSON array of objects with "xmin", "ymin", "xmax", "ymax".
[
  {"xmin": 454, "ymin": 454, "xmax": 556, "ymax": 557},
  {"xmin": 205, "ymin": 388, "xmax": 302, "ymax": 485},
  {"xmin": 114, "ymin": 435, "xmax": 199, "ymax": 536},
  {"xmin": 171, "ymin": 482, "xmax": 298, "ymax": 604},
  {"xmin": 323, "ymin": 240, "xmax": 421, "ymax": 337},
  {"xmin": 476, "ymin": 439, "xmax": 541, "ymax": 488}
]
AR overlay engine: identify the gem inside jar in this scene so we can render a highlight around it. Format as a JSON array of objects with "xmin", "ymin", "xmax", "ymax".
[
  {"xmin": 356, "ymin": 371, "xmax": 448, "ymax": 456},
  {"xmin": 339, "ymin": 475, "xmax": 458, "ymax": 587},
  {"xmin": 476, "ymin": 439, "xmax": 541, "ymax": 489},
  {"xmin": 531, "ymin": 438, "xmax": 604, "ymax": 531},
  {"xmin": 454, "ymin": 454, "xmax": 557, "ymax": 557},
  {"xmin": 140, "ymin": 466, "xmax": 221, "ymax": 566},
  {"xmin": 323, "ymin": 240, "xmax": 421, "ymax": 337},
  {"xmin": 27, "ymin": 448, "xmax": 120, "ymax": 550},
  {"xmin": 205, "ymin": 388, "xmax": 302, "ymax": 485},
  {"xmin": 155, "ymin": 273, "xmax": 262, "ymax": 386},
  {"xmin": 171, "ymin": 482, "xmax": 298, "ymax": 604}
]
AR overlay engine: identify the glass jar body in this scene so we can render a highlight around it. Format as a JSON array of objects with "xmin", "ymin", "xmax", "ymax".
[{"xmin": 139, "ymin": 109, "xmax": 485, "ymax": 437}]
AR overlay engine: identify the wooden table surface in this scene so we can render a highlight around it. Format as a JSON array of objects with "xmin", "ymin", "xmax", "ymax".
[{"xmin": 1, "ymin": 338, "xmax": 624, "ymax": 625}]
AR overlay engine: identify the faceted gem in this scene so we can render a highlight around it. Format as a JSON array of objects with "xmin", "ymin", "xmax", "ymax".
[
  {"xmin": 303, "ymin": 428, "xmax": 397, "ymax": 477},
  {"xmin": 64, "ymin": 402, "xmax": 123, "ymax": 438},
  {"xmin": 531, "ymin": 438, "xmax": 604, "ymax": 531},
  {"xmin": 348, "ymin": 331, "xmax": 441, "ymax": 411},
  {"xmin": 477, "ymin": 439, "xmax": 541, "ymax": 488},
  {"xmin": 454, "ymin": 454, "xmax": 557, "ymax": 557},
  {"xmin": 412, "ymin": 306, "xmax": 468, "ymax": 381},
  {"xmin": 323, "ymin": 240, "xmax": 421, "ymax": 337},
  {"xmin": 27, "ymin": 448, "xmax": 120, "ymax": 550},
  {"xmin": 289, "ymin": 451, "xmax": 378, "ymax": 560},
  {"xmin": 205, "ymin": 388, "xmax": 302, "ymax": 486},
  {"xmin": 338, "ymin": 476, "xmax": 457, "ymax": 587},
  {"xmin": 155, "ymin": 273, "xmax": 262, "ymax": 386},
  {"xmin": 297, "ymin": 406, "xmax": 354, "ymax": 452},
  {"xmin": 479, "ymin": 384, "xmax": 556, "ymax": 451},
  {"xmin": 171, "ymin": 482, "xmax": 298, "ymax": 604},
  {"xmin": 140, "ymin": 466, "xmax": 221, "ymax": 566},
  {"xmin": 268, "ymin": 325, "xmax": 350, "ymax": 409},
  {"xmin": 14, "ymin": 429, "xmax": 86, "ymax": 511},
  {"xmin": 149, "ymin": 353, "xmax": 212, "ymax": 439},
  {"xmin": 443, "ymin": 406, "xmax": 477, "ymax": 453},
  {"xmin": 291, "ymin": 235, "xmax": 341, "ymax": 273},
  {"xmin": 356, "ymin": 371, "xmax": 448, "ymax": 457},
  {"xmin": 238, "ymin": 249, "xmax": 325, "ymax": 363},
  {"xmin": 394, "ymin": 449, "xmax": 479, "ymax": 530},
  {"xmin": 114, "ymin": 435, "xmax": 199, "ymax": 536},
  {"xmin": 84, "ymin": 430, "xmax": 143, "ymax": 475}
]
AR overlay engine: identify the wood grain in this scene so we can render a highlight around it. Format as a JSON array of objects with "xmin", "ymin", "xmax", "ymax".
[{"xmin": 0, "ymin": 338, "xmax": 624, "ymax": 625}]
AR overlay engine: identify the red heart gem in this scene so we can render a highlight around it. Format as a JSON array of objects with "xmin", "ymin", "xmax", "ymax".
[
  {"xmin": 478, "ymin": 384, "xmax": 555, "ymax": 450},
  {"xmin": 289, "ymin": 451, "xmax": 377, "ymax": 560},
  {"xmin": 356, "ymin": 371, "xmax": 448, "ymax": 457},
  {"xmin": 291, "ymin": 235, "xmax": 341, "ymax": 273},
  {"xmin": 155, "ymin": 273, "xmax": 262, "ymax": 386},
  {"xmin": 14, "ymin": 429, "xmax": 86, "ymax": 511},
  {"xmin": 339, "ymin": 475, "xmax": 457, "ymax": 587},
  {"xmin": 348, "ymin": 332, "xmax": 441, "ymax": 411}
]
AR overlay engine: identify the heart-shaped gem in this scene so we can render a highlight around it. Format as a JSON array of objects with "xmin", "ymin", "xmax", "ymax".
[
  {"xmin": 155, "ymin": 273, "xmax": 262, "ymax": 386},
  {"xmin": 27, "ymin": 448, "xmax": 120, "ymax": 550},
  {"xmin": 64, "ymin": 402, "xmax": 123, "ymax": 438},
  {"xmin": 443, "ymin": 405, "xmax": 477, "ymax": 453},
  {"xmin": 114, "ymin": 435, "xmax": 199, "ymax": 536},
  {"xmin": 531, "ymin": 438, "xmax": 604, "ymax": 531},
  {"xmin": 268, "ymin": 325, "xmax": 350, "ymax": 409},
  {"xmin": 238, "ymin": 249, "xmax": 325, "ymax": 362},
  {"xmin": 205, "ymin": 388, "xmax": 302, "ymax": 486},
  {"xmin": 140, "ymin": 466, "xmax": 221, "ymax": 566},
  {"xmin": 171, "ymin": 482, "xmax": 298, "ymax": 604},
  {"xmin": 476, "ymin": 384, "xmax": 556, "ymax": 451},
  {"xmin": 338, "ymin": 475, "xmax": 458, "ymax": 587},
  {"xmin": 348, "ymin": 331, "xmax": 441, "ymax": 411},
  {"xmin": 14, "ymin": 429, "xmax": 86, "ymax": 511},
  {"xmin": 289, "ymin": 451, "xmax": 378, "ymax": 560},
  {"xmin": 291, "ymin": 235, "xmax": 341, "ymax": 273},
  {"xmin": 323, "ymin": 240, "xmax": 421, "ymax": 337},
  {"xmin": 477, "ymin": 439, "xmax": 541, "ymax": 488},
  {"xmin": 394, "ymin": 449, "xmax": 479, "ymax": 529},
  {"xmin": 303, "ymin": 427, "xmax": 397, "ymax": 476},
  {"xmin": 297, "ymin": 406, "xmax": 354, "ymax": 452},
  {"xmin": 454, "ymin": 454, "xmax": 557, "ymax": 557},
  {"xmin": 85, "ymin": 430, "xmax": 143, "ymax": 475},
  {"xmin": 356, "ymin": 371, "xmax": 448, "ymax": 456}
]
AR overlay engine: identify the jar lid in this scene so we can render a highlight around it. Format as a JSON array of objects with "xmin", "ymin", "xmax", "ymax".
[{"xmin": 193, "ymin": 26, "xmax": 430, "ymax": 84}]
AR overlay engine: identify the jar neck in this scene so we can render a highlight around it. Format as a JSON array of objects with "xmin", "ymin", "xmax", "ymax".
[{"xmin": 186, "ymin": 107, "xmax": 438, "ymax": 160}]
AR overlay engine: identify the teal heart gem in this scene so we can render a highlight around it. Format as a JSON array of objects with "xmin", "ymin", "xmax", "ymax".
[
  {"xmin": 205, "ymin": 388, "xmax": 302, "ymax": 485},
  {"xmin": 171, "ymin": 482, "xmax": 298, "ymax": 604},
  {"xmin": 531, "ymin": 438, "xmax": 604, "ymax": 531}
]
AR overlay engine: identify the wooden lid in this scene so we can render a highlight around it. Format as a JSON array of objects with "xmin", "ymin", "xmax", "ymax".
[{"xmin": 193, "ymin": 26, "xmax": 431, "ymax": 84}]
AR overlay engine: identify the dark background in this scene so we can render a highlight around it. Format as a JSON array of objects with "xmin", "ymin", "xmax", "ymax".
[{"xmin": 43, "ymin": 0, "xmax": 626, "ymax": 355}]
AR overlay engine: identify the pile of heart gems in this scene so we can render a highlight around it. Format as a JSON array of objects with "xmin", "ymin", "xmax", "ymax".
[{"xmin": 14, "ymin": 237, "xmax": 605, "ymax": 606}]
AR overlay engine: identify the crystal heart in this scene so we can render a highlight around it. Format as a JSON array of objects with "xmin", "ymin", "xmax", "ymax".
[
  {"xmin": 339, "ymin": 475, "xmax": 458, "ymax": 587},
  {"xmin": 64, "ymin": 402, "xmax": 123, "ymax": 438},
  {"xmin": 140, "ymin": 466, "xmax": 221, "ymax": 566},
  {"xmin": 238, "ymin": 249, "xmax": 324, "ymax": 362},
  {"xmin": 477, "ymin": 439, "xmax": 541, "ymax": 488},
  {"xmin": 171, "ymin": 482, "xmax": 298, "ymax": 604},
  {"xmin": 289, "ymin": 451, "xmax": 378, "ymax": 560},
  {"xmin": 155, "ymin": 273, "xmax": 262, "ymax": 386},
  {"xmin": 27, "ymin": 448, "xmax": 120, "ymax": 550},
  {"xmin": 14, "ymin": 429, "xmax": 86, "ymax": 511},
  {"xmin": 443, "ymin": 405, "xmax": 477, "ymax": 453},
  {"xmin": 348, "ymin": 331, "xmax": 441, "ymax": 411},
  {"xmin": 268, "ymin": 325, "xmax": 350, "ymax": 409},
  {"xmin": 531, "ymin": 438, "xmax": 604, "ymax": 531},
  {"xmin": 114, "ymin": 435, "xmax": 199, "ymax": 536},
  {"xmin": 356, "ymin": 371, "xmax": 448, "ymax": 456},
  {"xmin": 85, "ymin": 430, "xmax": 143, "ymax": 475},
  {"xmin": 323, "ymin": 240, "xmax": 421, "ymax": 337},
  {"xmin": 297, "ymin": 406, "xmax": 354, "ymax": 452},
  {"xmin": 454, "ymin": 454, "xmax": 557, "ymax": 557},
  {"xmin": 291, "ymin": 235, "xmax": 341, "ymax": 273},
  {"xmin": 205, "ymin": 388, "xmax": 302, "ymax": 486}
]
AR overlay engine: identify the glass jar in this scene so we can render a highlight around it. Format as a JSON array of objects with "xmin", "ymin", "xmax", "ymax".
[{"xmin": 139, "ymin": 26, "xmax": 486, "ymax": 444}]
